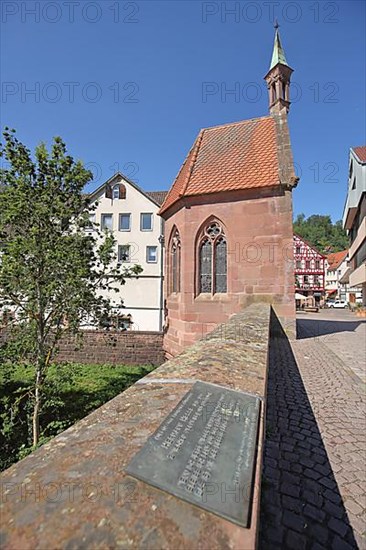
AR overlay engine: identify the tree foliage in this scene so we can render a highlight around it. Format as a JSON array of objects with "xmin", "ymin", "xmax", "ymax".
[
  {"xmin": 293, "ymin": 214, "xmax": 349, "ymax": 254},
  {"xmin": 0, "ymin": 129, "xmax": 142, "ymax": 449}
]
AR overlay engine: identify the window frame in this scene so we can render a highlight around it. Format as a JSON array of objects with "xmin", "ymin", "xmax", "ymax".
[
  {"xmin": 169, "ymin": 227, "xmax": 181, "ymax": 294},
  {"xmin": 146, "ymin": 245, "xmax": 158, "ymax": 264},
  {"xmin": 140, "ymin": 212, "xmax": 153, "ymax": 232},
  {"xmin": 112, "ymin": 185, "xmax": 120, "ymax": 200},
  {"xmin": 118, "ymin": 244, "xmax": 131, "ymax": 263},
  {"xmin": 196, "ymin": 220, "xmax": 227, "ymax": 296},
  {"xmin": 101, "ymin": 213, "xmax": 113, "ymax": 231},
  {"xmin": 119, "ymin": 213, "xmax": 131, "ymax": 232}
]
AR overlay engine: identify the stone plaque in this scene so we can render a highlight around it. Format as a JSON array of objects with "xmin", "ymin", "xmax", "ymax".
[{"xmin": 125, "ymin": 381, "xmax": 261, "ymax": 527}]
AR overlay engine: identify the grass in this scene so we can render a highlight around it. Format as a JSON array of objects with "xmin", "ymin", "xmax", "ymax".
[{"xmin": 0, "ymin": 362, "xmax": 155, "ymax": 471}]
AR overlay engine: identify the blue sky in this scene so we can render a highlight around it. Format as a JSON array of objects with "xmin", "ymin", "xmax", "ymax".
[{"xmin": 1, "ymin": 0, "xmax": 365, "ymax": 222}]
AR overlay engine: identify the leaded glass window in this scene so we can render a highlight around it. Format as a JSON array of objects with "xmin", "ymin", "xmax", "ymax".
[
  {"xmin": 197, "ymin": 221, "xmax": 227, "ymax": 295},
  {"xmin": 200, "ymin": 239, "xmax": 212, "ymax": 293},
  {"xmin": 170, "ymin": 228, "xmax": 181, "ymax": 294},
  {"xmin": 215, "ymin": 237, "xmax": 227, "ymax": 293}
]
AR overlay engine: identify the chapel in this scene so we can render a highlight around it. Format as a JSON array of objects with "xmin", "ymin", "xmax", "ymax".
[{"xmin": 160, "ymin": 27, "xmax": 299, "ymax": 357}]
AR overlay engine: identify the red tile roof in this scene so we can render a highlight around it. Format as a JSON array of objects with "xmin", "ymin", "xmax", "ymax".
[
  {"xmin": 353, "ymin": 146, "xmax": 366, "ymax": 163},
  {"xmin": 326, "ymin": 249, "xmax": 348, "ymax": 271},
  {"xmin": 160, "ymin": 116, "xmax": 281, "ymax": 214}
]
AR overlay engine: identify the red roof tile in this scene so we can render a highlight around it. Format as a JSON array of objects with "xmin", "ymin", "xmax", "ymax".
[
  {"xmin": 160, "ymin": 116, "xmax": 281, "ymax": 214},
  {"xmin": 326, "ymin": 249, "xmax": 348, "ymax": 271},
  {"xmin": 353, "ymin": 146, "xmax": 366, "ymax": 163}
]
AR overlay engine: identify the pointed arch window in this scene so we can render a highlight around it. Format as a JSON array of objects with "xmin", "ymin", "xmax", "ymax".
[
  {"xmin": 198, "ymin": 221, "xmax": 227, "ymax": 295},
  {"xmin": 170, "ymin": 228, "xmax": 181, "ymax": 294}
]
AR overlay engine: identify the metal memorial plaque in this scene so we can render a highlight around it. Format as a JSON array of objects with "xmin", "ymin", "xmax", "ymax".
[{"xmin": 125, "ymin": 381, "xmax": 261, "ymax": 527}]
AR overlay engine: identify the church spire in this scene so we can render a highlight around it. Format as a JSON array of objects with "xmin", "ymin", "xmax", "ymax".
[
  {"xmin": 264, "ymin": 22, "xmax": 293, "ymax": 115},
  {"xmin": 269, "ymin": 21, "xmax": 289, "ymax": 70}
]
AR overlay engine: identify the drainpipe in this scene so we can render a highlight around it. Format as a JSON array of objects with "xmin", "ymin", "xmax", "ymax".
[{"xmin": 158, "ymin": 223, "xmax": 165, "ymax": 332}]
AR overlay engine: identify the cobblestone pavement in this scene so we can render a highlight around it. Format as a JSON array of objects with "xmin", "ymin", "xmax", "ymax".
[
  {"xmin": 259, "ymin": 311, "xmax": 365, "ymax": 550},
  {"xmin": 296, "ymin": 309, "xmax": 366, "ymax": 383}
]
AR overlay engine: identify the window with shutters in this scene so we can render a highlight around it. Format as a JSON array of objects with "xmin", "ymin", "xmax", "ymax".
[
  {"xmin": 197, "ymin": 220, "xmax": 227, "ymax": 295},
  {"xmin": 105, "ymin": 183, "xmax": 126, "ymax": 199},
  {"xmin": 170, "ymin": 227, "xmax": 181, "ymax": 294}
]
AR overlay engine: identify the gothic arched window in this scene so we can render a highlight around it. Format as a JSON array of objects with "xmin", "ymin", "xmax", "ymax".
[
  {"xmin": 170, "ymin": 228, "xmax": 181, "ymax": 294},
  {"xmin": 198, "ymin": 221, "xmax": 227, "ymax": 294}
]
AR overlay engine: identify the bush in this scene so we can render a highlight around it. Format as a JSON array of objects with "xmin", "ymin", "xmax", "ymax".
[{"xmin": 0, "ymin": 362, "xmax": 154, "ymax": 471}]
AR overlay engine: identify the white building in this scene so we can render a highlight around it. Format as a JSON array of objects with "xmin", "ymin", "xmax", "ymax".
[
  {"xmin": 88, "ymin": 172, "xmax": 167, "ymax": 331},
  {"xmin": 343, "ymin": 146, "xmax": 366, "ymax": 306},
  {"xmin": 325, "ymin": 249, "xmax": 362, "ymax": 303}
]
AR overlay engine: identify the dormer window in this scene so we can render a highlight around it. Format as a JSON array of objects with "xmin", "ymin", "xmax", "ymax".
[{"xmin": 105, "ymin": 183, "xmax": 126, "ymax": 199}]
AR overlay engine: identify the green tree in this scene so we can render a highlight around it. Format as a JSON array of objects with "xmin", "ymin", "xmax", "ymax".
[
  {"xmin": 0, "ymin": 129, "xmax": 142, "ymax": 448},
  {"xmin": 293, "ymin": 213, "xmax": 349, "ymax": 254}
]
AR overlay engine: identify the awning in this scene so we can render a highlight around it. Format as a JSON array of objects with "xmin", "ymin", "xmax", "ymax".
[
  {"xmin": 295, "ymin": 293, "xmax": 307, "ymax": 300},
  {"xmin": 326, "ymin": 289, "xmax": 337, "ymax": 295}
]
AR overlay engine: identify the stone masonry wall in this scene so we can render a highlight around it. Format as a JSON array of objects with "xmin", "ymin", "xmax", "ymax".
[
  {"xmin": 0, "ymin": 328, "xmax": 165, "ymax": 366},
  {"xmin": 55, "ymin": 330, "xmax": 165, "ymax": 366}
]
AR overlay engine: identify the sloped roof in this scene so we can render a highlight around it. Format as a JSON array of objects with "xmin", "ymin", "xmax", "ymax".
[
  {"xmin": 88, "ymin": 172, "xmax": 163, "ymax": 207},
  {"xmin": 326, "ymin": 249, "xmax": 348, "ymax": 271},
  {"xmin": 146, "ymin": 191, "xmax": 168, "ymax": 206},
  {"xmin": 352, "ymin": 146, "xmax": 366, "ymax": 163},
  {"xmin": 160, "ymin": 116, "xmax": 281, "ymax": 214}
]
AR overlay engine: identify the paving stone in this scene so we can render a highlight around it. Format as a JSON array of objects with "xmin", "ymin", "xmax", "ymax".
[
  {"xmin": 283, "ymin": 511, "xmax": 306, "ymax": 533},
  {"xmin": 304, "ymin": 468, "xmax": 321, "ymax": 481},
  {"xmin": 282, "ymin": 495, "xmax": 303, "ymax": 514},
  {"xmin": 286, "ymin": 529, "xmax": 307, "ymax": 550},
  {"xmin": 282, "ymin": 471, "xmax": 300, "ymax": 485},
  {"xmin": 303, "ymin": 503, "xmax": 326, "ymax": 522},
  {"xmin": 323, "ymin": 499, "xmax": 346, "ymax": 520},
  {"xmin": 332, "ymin": 535, "xmax": 356, "ymax": 550},
  {"xmin": 345, "ymin": 499, "xmax": 366, "ymax": 529},
  {"xmin": 308, "ymin": 522, "xmax": 329, "ymax": 545},
  {"xmin": 328, "ymin": 517, "xmax": 350, "ymax": 538},
  {"xmin": 318, "ymin": 476, "xmax": 337, "ymax": 490},
  {"xmin": 323, "ymin": 488, "xmax": 342, "ymax": 505},
  {"xmin": 281, "ymin": 482, "xmax": 300, "ymax": 498}
]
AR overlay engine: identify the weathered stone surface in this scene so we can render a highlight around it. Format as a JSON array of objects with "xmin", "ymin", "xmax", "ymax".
[{"xmin": 0, "ymin": 303, "xmax": 271, "ymax": 550}]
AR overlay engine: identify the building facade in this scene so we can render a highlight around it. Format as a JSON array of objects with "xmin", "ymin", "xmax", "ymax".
[
  {"xmin": 160, "ymin": 28, "xmax": 298, "ymax": 357},
  {"xmin": 294, "ymin": 234, "xmax": 325, "ymax": 305},
  {"xmin": 88, "ymin": 173, "xmax": 167, "ymax": 331},
  {"xmin": 343, "ymin": 146, "xmax": 366, "ymax": 306},
  {"xmin": 325, "ymin": 249, "xmax": 348, "ymax": 301}
]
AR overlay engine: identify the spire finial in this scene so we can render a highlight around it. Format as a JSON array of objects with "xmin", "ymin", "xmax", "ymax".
[{"xmin": 274, "ymin": 18, "xmax": 279, "ymax": 30}]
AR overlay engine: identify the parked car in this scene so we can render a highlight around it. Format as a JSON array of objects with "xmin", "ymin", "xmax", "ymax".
[{"xmin": 329, "ymin": 300, "xmax": 349, "ymax": 309}]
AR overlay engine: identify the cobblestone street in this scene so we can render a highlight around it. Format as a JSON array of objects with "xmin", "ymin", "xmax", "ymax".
[{"xmin": 259, "ymin": 310, "xmax": 366, "ymax": 550}]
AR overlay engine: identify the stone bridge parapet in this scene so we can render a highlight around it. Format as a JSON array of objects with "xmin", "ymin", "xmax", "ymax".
[{"xmin": 0, "ymin": 303, "xmax": 272, "ymax": 550}]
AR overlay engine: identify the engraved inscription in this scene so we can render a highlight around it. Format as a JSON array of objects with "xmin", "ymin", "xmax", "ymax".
[{"xmin": 125, "ymin": 381, "xmax": 260, "ymax": 528}]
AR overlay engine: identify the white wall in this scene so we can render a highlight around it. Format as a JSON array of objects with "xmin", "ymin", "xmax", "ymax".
[{"xmin": 89, "ymin": 175, "xmax": 164, "ymax": 331}]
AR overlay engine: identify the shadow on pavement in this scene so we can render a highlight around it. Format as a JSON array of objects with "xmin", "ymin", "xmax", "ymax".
[
  {"xmin": 297, "ymin": 318, "xmax": 364, "ymax": 339},
  {"xmin": 259, "ymin": 309, "xmax": 358, "ymax": 549}
]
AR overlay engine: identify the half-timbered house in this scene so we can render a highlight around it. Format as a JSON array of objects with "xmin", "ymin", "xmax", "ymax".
[{"xmin": 294, "ymin": 234, "xmax": 325, "ymax": 305}]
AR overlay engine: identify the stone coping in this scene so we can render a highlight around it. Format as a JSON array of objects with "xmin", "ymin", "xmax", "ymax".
[{"xmin": 0, "ymin": 303, "xmax": 271, "ymax": 550}]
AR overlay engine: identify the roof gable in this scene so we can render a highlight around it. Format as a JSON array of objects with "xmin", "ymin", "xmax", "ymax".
[
  {"xmin": 88, "ymin": 172, "xmax": 164, "ymax": 207},
  {"xmin": 160, "ymin": 116, "xmax": 283, "ymax": 214},
  {"xmin": 293, "ymin": 234, "xmax": 326, "ymax": 258},
  {"xmin": 326, "ymin": 249, "xmax": 348, "ymax": 271},
  {"xmin": 352, "ymin": 146, "xmax": 366, "ymax": 164}
]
